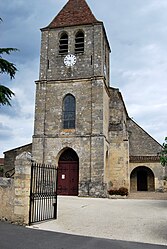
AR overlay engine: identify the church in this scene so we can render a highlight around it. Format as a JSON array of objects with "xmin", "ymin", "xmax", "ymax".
[{"xmin": 4, "ymin": 0, "xmax": 164, "ymax": 197}]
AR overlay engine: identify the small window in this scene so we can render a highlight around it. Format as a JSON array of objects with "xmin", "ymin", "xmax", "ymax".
[
  {"xmin": 75, "ymin": 31, "xmax": 84, "ymax": 54},
  {"xmin": 63, "ymin": 94, "xmax": 76, "ymax": 129},
  {"xmin": 59, "ymin": 33, "xmax": 68, "ymax": 55}
]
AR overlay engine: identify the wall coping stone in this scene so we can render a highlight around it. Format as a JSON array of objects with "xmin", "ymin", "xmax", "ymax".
[{"xmin": 16, "ymin": 152, "xmax": 32, "ymax": 161}]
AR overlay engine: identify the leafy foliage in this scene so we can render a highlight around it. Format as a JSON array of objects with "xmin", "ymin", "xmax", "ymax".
[
  {"xmin": 0, "ymin": 48, "xmax": 18, "ymax": 78},
  {"xmin": 108, "ymin": 187, "xmax": 128, "ymax": 196},
  {"xmin": 0, "ymin": 85, "xmax": 14, "ymax": 106},
  {"xmin": 160, "ymin": 137, "xmax": 167, "ymax": 167},
  {"xmin": 0, "ymin": 19, "xmax": 18, "ymax": 106}
]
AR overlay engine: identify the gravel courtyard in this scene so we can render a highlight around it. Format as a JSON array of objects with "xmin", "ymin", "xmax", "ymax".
[{"xmin": 30, "ymin": 196, "xmax": 167, "ymax": 246}]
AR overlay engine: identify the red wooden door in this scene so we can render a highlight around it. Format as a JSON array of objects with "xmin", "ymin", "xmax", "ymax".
[{"xmin": 58, "ymin": 161, "xmax": 79, "ymax": 196}]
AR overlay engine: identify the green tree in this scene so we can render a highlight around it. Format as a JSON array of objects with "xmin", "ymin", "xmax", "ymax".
[
  {"xmin": 0, "ymin": 19, "xmax": 18, "ymax": 106},
  {"xmin": 160, "ymin": 137, "xmax": 167, "ymax": 167}
]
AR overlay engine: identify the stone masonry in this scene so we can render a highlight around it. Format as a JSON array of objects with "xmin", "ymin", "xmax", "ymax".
[
  {"xmin": 0, "ymin": 152, "xmax": 31, "ymax": 225},
  {"xmin": 32, "ymin": 0, "xmax": 111, "ymax": 197},
  {"xmin": 4, "ymin": 0, "xmax": 165, "ymax": 197}
]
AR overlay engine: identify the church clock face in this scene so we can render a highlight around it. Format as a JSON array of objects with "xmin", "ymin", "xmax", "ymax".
[{"xmin": 64, "ymin": 54, "xmax": 77, "ymax": 67}]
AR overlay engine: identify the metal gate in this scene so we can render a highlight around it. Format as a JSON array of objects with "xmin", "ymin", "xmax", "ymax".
[{"xmin": 29, "ymin": 163, "xmax": 58, "ymax": 225}]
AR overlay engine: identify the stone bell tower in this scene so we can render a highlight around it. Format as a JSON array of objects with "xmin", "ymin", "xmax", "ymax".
[{"xmin": 32, "ymin": 0, "xmax": 111, "ymax": 197}]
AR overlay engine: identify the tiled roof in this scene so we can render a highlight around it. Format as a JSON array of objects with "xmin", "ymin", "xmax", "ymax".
[{"xmin": 44, "ymin": 0, "xmax": 101, "ymax": 29}]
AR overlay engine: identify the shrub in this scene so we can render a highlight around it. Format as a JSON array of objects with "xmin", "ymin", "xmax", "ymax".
[
  {"xmin": 108, "ymin": 187, "xmax": 128, "ymax": 196},
  {"xmin": 118, "ymin": 187, "xmax": 128, "ymax": 196}
]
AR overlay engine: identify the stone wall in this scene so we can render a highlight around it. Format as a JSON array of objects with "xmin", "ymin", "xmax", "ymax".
[
  {"xmin": 107, "ymin": 87, "xmax": 129, "ymax": 190},
  {"xmin": 14, "ymin": 152, "xmax": 31, "ymax": 224},
  {"xmin": 107, "ymin": 139, "xmax": 129, "ymax": 190},
  {"xmin": 128, "ymin": 119, "xmax": 162, "ymax": 156},
  {"xmin": 33, "ymin": 73, "xmax": 110, "ymax": 197},
  {"xmin": 33, "ymin": 135, "xmax": 107, "ymax": 197},
  {"xmin": 0, "ymin": 178, "xmax": 14, "ymax": 221},
  {"xmin": 4, "ymin": 143, "xmax": 32, "ymax": 174},
  {"xmin": 39, "ymin": 23, "xmax": 109, "ymax": 81},
  {"xmin": 32, "ymin": 8, "xmax": 111, "ymax": 198},
  {"xmin": 0, "ymin": 152, "xmax": 31, "ymax": 225},
  {"xmin": 33, "ymin": 78, "xmax": 109, "ymax": 141}
]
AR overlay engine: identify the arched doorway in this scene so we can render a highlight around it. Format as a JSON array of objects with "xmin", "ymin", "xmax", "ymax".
[
  {"xmin": 58, "ymin": 148, "xmax": 79, "ymax": 196},
  {"xmin": 130, "ymin": 166, "xmax": 155, "ymax": 192}
]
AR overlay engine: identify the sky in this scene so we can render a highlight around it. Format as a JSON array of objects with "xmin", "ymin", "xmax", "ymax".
[{"xmin": 0, "ymin": 0, "xmax": 167, "ymax": 157}]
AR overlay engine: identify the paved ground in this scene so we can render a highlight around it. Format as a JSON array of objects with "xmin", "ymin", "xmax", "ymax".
[
  {"xmin": 0, "ymin": 222, "xmax": 166, "ymax": 249},
  {"xmin": 30, "ymin": 196, "xmax": 167, "ymax": 246}
]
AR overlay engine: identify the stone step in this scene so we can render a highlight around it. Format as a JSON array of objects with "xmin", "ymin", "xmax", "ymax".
[{"xmin": 128, "ymin": 191, "xmax": 167, "ymax": 200}]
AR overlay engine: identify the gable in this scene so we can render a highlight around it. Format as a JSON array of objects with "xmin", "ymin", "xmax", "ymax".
[
  {"xmin": 4, "ymin": 143, "xmax": 32, "ymax": 173},
  {"xmin": 128, "ymin": 119, "xmax": 162, "ymax": 156}
]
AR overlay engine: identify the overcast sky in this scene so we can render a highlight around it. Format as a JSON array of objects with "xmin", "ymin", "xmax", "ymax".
[{"xmin": 0, "ymin": 0, "xmax": 167, "ymax": 157}]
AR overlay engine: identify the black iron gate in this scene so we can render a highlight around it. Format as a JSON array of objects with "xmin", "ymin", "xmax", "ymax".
[{"xmin": 29, "ymin": 163, "xmax": 58, "ymax": 225}]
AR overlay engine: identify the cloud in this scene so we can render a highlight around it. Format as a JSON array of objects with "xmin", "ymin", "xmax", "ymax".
[
  {"xmin": 0, "ymin": 113, "xmax": 33, "ymax": 154},
  {"xmin": 0, "ymin": 58, "xmax": 36, "ymax": 156},
  {"xmin": 0, "ymin": 123, "xmax": 13, "ymax": 140},
  {"xmin": 0, "ymin": 100, "xmax": 21, "ymax": 118},
  {"xmin": 139, "ymin": 0, "xmax": 167, "ymax": 14},
  {"xmin": 0, "ymin": 0, "xmax": 167, "ymax": 157}
]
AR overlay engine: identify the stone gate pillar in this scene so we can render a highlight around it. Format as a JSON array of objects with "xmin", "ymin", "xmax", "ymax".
[{"xmin": 14, "ymin": 152, "xmax": 32, "ymax": 225}]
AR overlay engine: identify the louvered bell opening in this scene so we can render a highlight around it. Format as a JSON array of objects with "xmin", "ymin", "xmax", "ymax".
[
  {"xmin": 75, "ymin": 32, "xmax": 84, "ymax": 54},
  {"xmin": 59, "ymin": 33, "xmax": 68, "ymax": 55}
]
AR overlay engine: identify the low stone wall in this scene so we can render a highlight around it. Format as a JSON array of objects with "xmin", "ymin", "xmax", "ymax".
[
  {"xmin": 0, "ymin": 152, "xmax": 31, "ymax": 225},
  {"xmin": 0, "ymin": 178, "xmax": 14, "ymax": 222}
]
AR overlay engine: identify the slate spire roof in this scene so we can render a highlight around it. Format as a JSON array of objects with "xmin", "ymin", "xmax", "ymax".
[{"xmin": 45, "ymin": 0, "xmax": 101, "ymax": 29}]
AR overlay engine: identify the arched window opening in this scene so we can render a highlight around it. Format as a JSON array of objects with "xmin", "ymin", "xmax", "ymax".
[
  {"xmin": 75, "ymin": 31, "xmax": 84, "ymax": 54},
  {"xmin": 59, "ymin": 33, "xmax": 68, "ymax": 55},
  {"xmin": 63, "ymin": 94, "xmax": 76, "ymax": 129}
]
